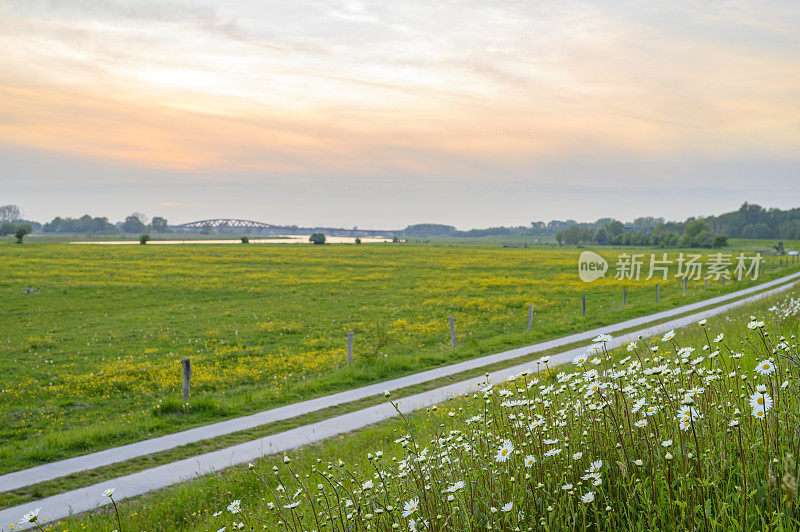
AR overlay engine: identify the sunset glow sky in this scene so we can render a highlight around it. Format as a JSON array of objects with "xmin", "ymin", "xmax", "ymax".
[{"xmin": 1, "ymin": 0, "xmax": 799, "ymax": 227}]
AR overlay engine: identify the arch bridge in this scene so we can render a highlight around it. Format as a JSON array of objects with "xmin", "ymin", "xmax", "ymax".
[{"xmin": 174, "ymin": 219, "xmax": 278, "ymax": 231}]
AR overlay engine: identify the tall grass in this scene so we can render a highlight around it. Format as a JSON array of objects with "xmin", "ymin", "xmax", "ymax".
[{"xmin": 219, "ymin": 293, "xmax": 800, "ymax": 530}]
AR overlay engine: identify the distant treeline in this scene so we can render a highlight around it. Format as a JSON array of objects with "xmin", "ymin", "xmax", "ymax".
[
  {"xmin": 42, "ymin": 215, "xmax": 168, "ymax": 234},
  {"xmin": 401, "ymin": 203, "xmax": 800, "ymax": 245},
  {"xmin": 556, "ymin": 219, "xmax": 728, "ymax": 248}
]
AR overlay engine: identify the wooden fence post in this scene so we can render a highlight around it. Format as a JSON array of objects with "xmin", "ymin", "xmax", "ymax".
[
  {"xmin": 582, "ymin": 295, "xmax": 586, "ymax": 317},
  {"xmin": 683, "ymin": 277, "xmax": 687, "ymax": 296},
  {"xmin": 704, "ymin": 278, "xmax": 708, "ymax": 290},
  {"xmin": 449, "ymin": 316, "xmax": 456, "ymax": 347},
  {"xmin": 655, "ymin": 283, "xmax": 660, "ymax": 303},
  {"xmin": 527, "ymin": 305, "xmax": 534, "ymax": 332},
  {"xmin": 181, "ymin": 357, "xmax": 191, "ymax": 401},
  {"xmin": 346, "ymin": 332, "xmax": 354, "ymax": 365},
  {"xmin": 622, "ymin": 288, "xmax": 627, "ymax": 308},
  {"xmin": 722, "ymin": 275, "xmax": 726, "ymax": 287}
]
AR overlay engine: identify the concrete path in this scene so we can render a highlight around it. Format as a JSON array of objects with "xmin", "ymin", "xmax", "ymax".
[{"xmin": 1, "ymin": 273, "xmax": 798, "ymax": 530}]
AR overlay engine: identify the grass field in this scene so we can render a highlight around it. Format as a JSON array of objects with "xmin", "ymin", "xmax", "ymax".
[
  {"xmin": 38, "ymin": 277, "xmax": 800, "ymax": 531},
  {"xmin": 1, "ymin": 240, "xmax": 798, "ymax": 477}
]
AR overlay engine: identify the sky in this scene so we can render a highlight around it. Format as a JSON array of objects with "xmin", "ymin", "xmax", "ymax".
[{"xmin": 1, "ymin": 0, "xmax": 798, "ymax": 229}]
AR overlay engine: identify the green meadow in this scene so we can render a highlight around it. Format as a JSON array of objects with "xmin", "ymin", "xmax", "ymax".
[
  {"xmin": 50, "ymin": 273, "xmax": 800, "ymax": 531},
  {"xmin": 1, "ymin": 239, "xmax": 797, "ymax": 476}
]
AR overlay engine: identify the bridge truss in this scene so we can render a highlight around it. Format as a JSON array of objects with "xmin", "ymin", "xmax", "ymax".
[{"xmin": 174, "ymin": 219, "xmax": 278, "ymax": 231}]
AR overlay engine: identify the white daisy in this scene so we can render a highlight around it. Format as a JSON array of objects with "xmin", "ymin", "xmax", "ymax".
[
  {"xmin": 755, "ymin": 359, "xmax": 775, "ymax": 375},
  {"xmin": 582, "ymin": 492, "xmax": 596, "ymax": 503},
  {"xmin": 445, "ymin": 480, "xmax": 465, "ymax": 493},
  {"xmin": 19, "ymin": 508, "xmax": 41, "ymax": 525},
  {"xmin": 495, "ymin": 440, "xmax": 514, "ymax": 462},
  {"xmin": 402, "ymin": 498, "xmax": 419, "ymax": 518}
]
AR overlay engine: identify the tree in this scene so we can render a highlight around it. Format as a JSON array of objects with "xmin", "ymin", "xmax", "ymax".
[
  {"xmin": 139, "ymin": 234, "xmax": 150, "ymax": 245},
  {"xmin": 712, "ymin": 235, "xmax": 728, "ymax": 248},
  {"xmin": 355, "ymin": 237, "xmax": 361, "ymax": 245},
  {"xmin": 151, "ymin": 216, "xmax": 168, "ymax": 233},
  {"xmin": 122, "ymin": 215, "xmax": 146, "ymax": 233},
  {"xmin": 0, "ymin": 222, "xmax": 15, "ymax": 236},
  {"xmin": 241, "ymin": 236, "xmax": 250, "ymax": 244},
  {"xmin": 309, "ymin": 233, "xmax": 326, "ymax": 245},
  {"xmin": 14, "ymin": 223, "xmax": 32, "ymax": 243},
  {"xmin": 0, "ymin": 205, "xmax": 21, "ymax": 223},
  {"xmin": 775, "ymin": 241, "xmax": 785, "ymax": 255},
  {"xmin": 131, "ymin": 212, "xmax": 149, "ymax": 225}
]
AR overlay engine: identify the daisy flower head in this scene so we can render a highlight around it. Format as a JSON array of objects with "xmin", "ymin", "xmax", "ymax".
[
  {"xmin": 587, "ymin": 343, "xmax": 604, "ymax": 354},
  {"xmin": 749, "ymin": 391, "xmax": 773, "ymax": 418},
  {"xmin": 582, "ymin": 492, "xmax": 596, "ymax": 504},
  {"xmin": 572, "ymin": 452, "xmax": 583, "ymax": 460},
  {"xmin": 19, "ymin": 508, "xmax": 41, "ymax": 525},
  {"xmin": 103, "ymin": 488, "xmax": 115, "ymax": 498},
  {"xmin": 635, "ymin": 419, "xmax": 648, "ymax": 428},
  {"xmin": 227, "ymin": 500, "xmax": 241, "ymax": 514},
  {"xmin": 687, "ymin": 386, "xmax": 705, "ymax": 397},
  {"xmin": 445, "ymin": 481, "xmax": 465, "ymax": 493},
  {"xmin": 501, "ymin": 502, "xmax": 513, "ymax": 512},
  {"xmin": 678, "ymin": 405, "xmax": 701, "ymax": 421},
  {"xmin": 402, "ymin": 498, "xmax": 419, "ymax": 518},
  {"xmin": 593, "ymin": 334, "xmax": 613, "ymax": 344},
  {"xmin": 755, "ymin": 359, "xmax": 775, "ymax": 375},
  {"xmin": 586, "ymin": 460, "xmax": 603, "ymax": 474},
  {"xmin": 632, "ymin": 398, "xmax": 646, "ymax": 413},
  {"xmin": 544, "ymin": 447, "xmax": 562, "ymax": 458},
  {"xmin": 284, "ymin": 501, "xmax": 301, "ymax": 509},
  {"xmin": 495, "ymin": 440, "xmax": 514, "ymax": 462},
  {"xmin": 524, "ymin": 455, "xmax": 536, "ymax": 467},
  {"xmin": 661, "ymin": 330, "xmax": 675, "ymax": 342},
  {"xmin": 573, "ymin": 354, "xmax": 589, "ymax": 367},
  {"xmin": 748, "ymin": 319, "xmax": 765, "ymax": 330},
  {"xmin": 626, "ymin": 342, "xmax": 637, "ymax": 352},
  {"xmin": 584, "ymin": 381, "xmax": 603, "ymax": 398}
]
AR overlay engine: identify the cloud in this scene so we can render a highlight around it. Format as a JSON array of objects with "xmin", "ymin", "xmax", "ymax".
[{"xmin": 0, "ymin": 0, "xmax": 798, "ymax": 226}]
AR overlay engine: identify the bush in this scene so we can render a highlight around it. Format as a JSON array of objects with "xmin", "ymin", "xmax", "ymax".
[
  {"xmin": 355, "ymin": 237, "xmax": 361, "ymax": 245},
  {"xmin": 241, "ymin": 236, "xmax": 250, "ymax": 244},
  {"xmin": 712, "ymin": 235, "xmax": 729, "ymax": 248},
  {"xmin": 309, "ymin": 233, "xmax": 326, "ymax": 245},
  {"xmin": 139, "ymin": 234, "xmax": 150, "ymax": 245},
  {"xmin": 14, "ymin": 223, "xmax": 32, "ymax": 243},
  {"xmin": 0, "ymin": 222, "xmax": 15, "ymax": 236}
]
